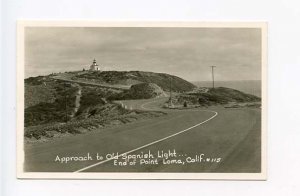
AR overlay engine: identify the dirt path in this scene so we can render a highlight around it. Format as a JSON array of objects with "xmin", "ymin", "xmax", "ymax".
[{"xmin": 70, "ymin": 86, "xmax": 82, "ymax": 118}]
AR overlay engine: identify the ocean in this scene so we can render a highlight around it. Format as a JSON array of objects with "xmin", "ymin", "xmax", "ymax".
[{"xmin": 192, "ymin": 80, "xmax": 261, "ymax": 97}]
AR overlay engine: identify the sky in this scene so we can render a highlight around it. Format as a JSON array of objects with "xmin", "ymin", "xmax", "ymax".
[{"xmin": 25, "ymin": 27, "xmax": 262, "ymax": 81}]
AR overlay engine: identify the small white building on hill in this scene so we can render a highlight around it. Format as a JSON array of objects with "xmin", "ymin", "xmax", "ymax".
[{"xmin": 89, "ymin": 59, "xmax": 100, "ymax": 71}]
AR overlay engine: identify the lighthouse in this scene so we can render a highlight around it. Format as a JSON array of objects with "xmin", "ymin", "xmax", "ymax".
[{"xmin": 89, "ymin": 59, "xmax": 100, "ymax": 71}]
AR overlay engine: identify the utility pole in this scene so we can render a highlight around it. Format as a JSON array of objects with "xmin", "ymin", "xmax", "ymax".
[
  {"xmin": 210, "ymin": 66, "xmax": 216, "ymax": 89},
  {"xmin": 64, "ymin": 82, "xmax": 68, "ymax": 122},
  {"xmin": 169, "ymin": 76, "xmax": 173, "ymax": 107}
]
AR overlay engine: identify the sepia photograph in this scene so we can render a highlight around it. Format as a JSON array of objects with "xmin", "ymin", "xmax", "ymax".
[{"xmin": 17, "ymin": 22, "xmax": 267, "ymax": 179}]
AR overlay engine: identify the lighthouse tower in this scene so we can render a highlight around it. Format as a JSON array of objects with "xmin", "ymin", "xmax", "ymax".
[{"xmin": 89, "ymin": 59, "xmax": 100, "ymax": 71}]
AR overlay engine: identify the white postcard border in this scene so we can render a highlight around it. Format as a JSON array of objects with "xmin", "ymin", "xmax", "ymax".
[{"xmin": 17, "ymin": 21, "xmax": 267, "ymax": 180}]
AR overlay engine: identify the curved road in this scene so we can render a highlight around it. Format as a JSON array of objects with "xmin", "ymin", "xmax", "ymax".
[{"xmin": 24, "ymin": 97, "xmax": 261, "ymax": 173}]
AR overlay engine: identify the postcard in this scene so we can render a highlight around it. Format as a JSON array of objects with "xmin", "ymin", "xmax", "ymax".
[{"xmin": 17, "ymin": 21, "xmax": 267, "ymax": 179}]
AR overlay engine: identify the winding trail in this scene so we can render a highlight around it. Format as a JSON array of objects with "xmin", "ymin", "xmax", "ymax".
[{"xmin": 70, "ymin": 86, "xmax": 82, "ymax": 118}]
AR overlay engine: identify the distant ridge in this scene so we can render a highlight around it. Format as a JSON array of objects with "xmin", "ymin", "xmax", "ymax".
[
  {"xmin": 192, "ymin": 80, "xmax": 261, "ymax": 97},
  {"xmin": 170, "ymin": 87, "xmax": 261, "ymax": 107}
]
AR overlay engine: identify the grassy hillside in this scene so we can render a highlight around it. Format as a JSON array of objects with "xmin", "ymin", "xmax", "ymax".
[
  {"xmin": 71, "ymin": 71, "xmax": 196, "ymax": 92},
  {"xmin": 25, "ymin": 76, "xmax": 122, "ymax": 127},
  {"xmin": 193, "ymin": 80, "xmax": 261, "ymax": 97},
  {"xmin": 108, "ymin": 82, "xmax": 165, "ymax": 100},
  {"xmin": 25, "ymin": 103, "xmax": 166, "ymax": 140},
  {"xmin": 25, "ymin": 76, "xmax": 57, "ymax": 108},
  {"xmin": 25, "ymin": 83, "xmax": 80, "ymax": 126},
  {"xmin": 170, "ymin": 87, "xmax": 261, "ymax": 107},
  {"xmin": 24, "ymin": 75, "xmax": 167, "ymax": 140}
]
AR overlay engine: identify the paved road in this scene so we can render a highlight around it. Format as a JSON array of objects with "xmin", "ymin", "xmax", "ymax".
[{"xmin": 24, "ymin": 97, "xmax": 261, "ymax": 173}]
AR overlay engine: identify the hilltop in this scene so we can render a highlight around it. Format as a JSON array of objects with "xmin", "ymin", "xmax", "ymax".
[{"xmin": 69, "ymin": 70, "xmax": 196, "ymax": 92}]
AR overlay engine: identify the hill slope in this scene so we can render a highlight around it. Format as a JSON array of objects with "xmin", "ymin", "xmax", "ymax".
[
  {"xmin": 71, "ymin": 71, "xmax": 196, "ymax": 92},
  {"xmin": 193, "ymin": 80, "xmax": 261, "ymax": 97},
  {"xmin": 170, "ymin": 87, "xmax": 261, "ymax": 106},
  {"xmin": 109, "ymin": 82, "xmax": 165, "ymax": 100},
  {"xmin": 24, "ymin": 75, "xmax": 167, "ymax": 140}
]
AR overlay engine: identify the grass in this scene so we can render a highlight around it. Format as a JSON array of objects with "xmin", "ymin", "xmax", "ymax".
[
  {"xmin": 71, "ymin": 71, "xmax": 196, "ymax": 92},
  {"xmin": 24, "ymin": 76, "xmax": 167, "ymax": 140},
  {"xmin": 25, "ymin": 76, "xmax": 123, "ymax": 127},
  {"xmin": 172, "ymin": 87, "xmax": 261, "ymax": 106},
  {"xmin": 25, "ymin": 83, "xmax": 80, "ymax": 127},
  {"xmin": 25, "ymin": 104, "xmax": 166, "ymax": 140},
  {"xmin": 108, "ymin": 82, "xmax": 165, "ymax": 100}
]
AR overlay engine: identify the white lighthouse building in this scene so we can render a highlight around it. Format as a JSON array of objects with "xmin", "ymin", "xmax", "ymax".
[{"xmin": 89, "ymin": 59, "xmax": 100, "ymax": 71}]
